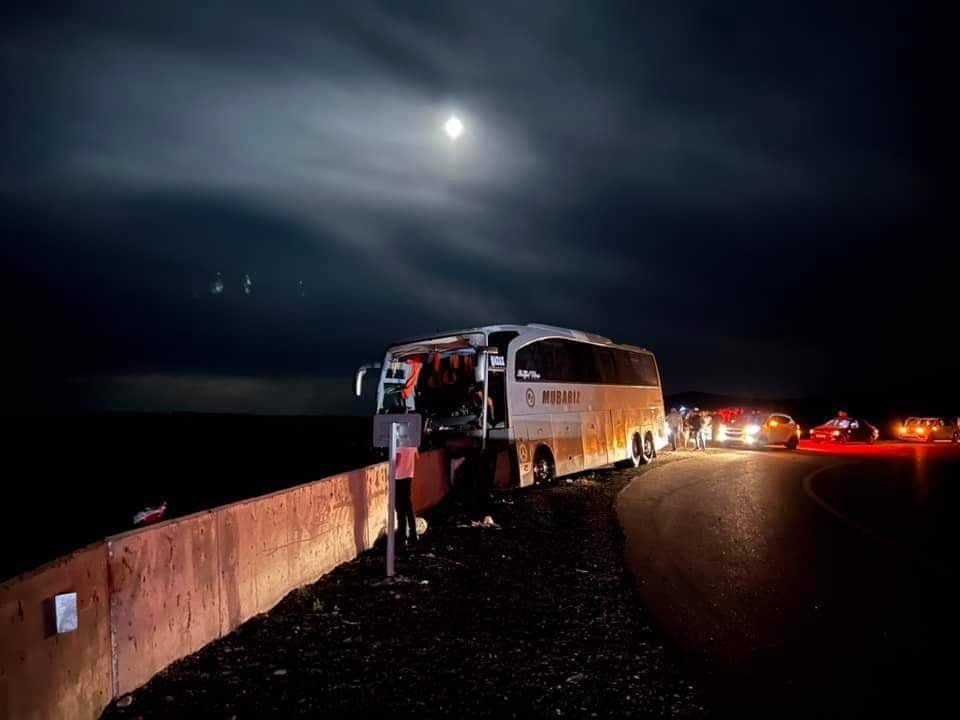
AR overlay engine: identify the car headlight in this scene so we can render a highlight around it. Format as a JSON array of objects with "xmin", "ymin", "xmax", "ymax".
[
  {"xmin": 832, "ymin": 430, "xmax": 840, "ymax": 437},
  {"xmin": 745, "ymin": 424, "xmax": 761, "ymax": 435}
]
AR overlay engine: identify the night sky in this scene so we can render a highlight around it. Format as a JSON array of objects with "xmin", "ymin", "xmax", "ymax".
[{"xmin": 2, "ymin": 1, "xmax": 952, "ymax": 415}]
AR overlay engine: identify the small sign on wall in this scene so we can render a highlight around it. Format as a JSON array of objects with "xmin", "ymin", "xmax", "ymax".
[{"xmin": 54, "ymin": 592, "xmax": 78, "ymax": 634}]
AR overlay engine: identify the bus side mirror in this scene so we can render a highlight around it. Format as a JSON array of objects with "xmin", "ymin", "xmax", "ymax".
[{"xmin": 354, "ymin": 362, "xmax": 381, "ymax": 397}]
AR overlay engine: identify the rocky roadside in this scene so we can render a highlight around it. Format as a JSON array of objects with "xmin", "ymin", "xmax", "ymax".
[{"xmin": 102, "ymin": 459, "xmax": 705, "ymax": 719}]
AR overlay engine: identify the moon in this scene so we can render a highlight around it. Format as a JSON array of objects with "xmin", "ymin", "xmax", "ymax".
[{"xmin": 443, "ymin": 115, "xmax": 464, "ymax": 140}]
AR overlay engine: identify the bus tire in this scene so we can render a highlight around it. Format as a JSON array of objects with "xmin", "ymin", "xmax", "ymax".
[
  {"xmin": 625, "ymin": 432, "xmax": 643, "ymax": 467},
  {"xmin": 532, "ymin": 446, "xmax": 556, "ymax": 486},
  {"xmin": 640, "ymin": 432, "xmax": 655, "ymax": 465}
]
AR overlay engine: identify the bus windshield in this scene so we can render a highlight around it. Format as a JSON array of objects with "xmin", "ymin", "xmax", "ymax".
[{"xmin": 379, "ymin": 335, "xmax": 500, "ymax": 432}]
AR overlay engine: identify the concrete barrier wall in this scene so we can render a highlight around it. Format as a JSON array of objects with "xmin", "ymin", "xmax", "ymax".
[
  {"xmin": 0, "ymin": 449, "xmax": 448, "ymax": 720},
  {"xmin": 108, "ymin": 511, "xmax": 222, "ymax": 695},
  {"xmin": 0, "ymin": 543, "xmax": 112, "ymax": 720}
]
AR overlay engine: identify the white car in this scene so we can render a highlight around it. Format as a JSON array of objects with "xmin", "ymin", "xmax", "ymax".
[{"xmin": 716, "ymin": 412, "xmax": 801, "ymax": 449}]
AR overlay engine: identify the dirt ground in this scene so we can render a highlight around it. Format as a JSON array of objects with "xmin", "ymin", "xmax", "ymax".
[{"xmin": 102, "ymin": 460, "xmax": 705, "ymax": 719}]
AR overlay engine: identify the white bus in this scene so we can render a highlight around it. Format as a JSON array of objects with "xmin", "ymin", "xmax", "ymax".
[{"xmin": 354, "ymin": 324, "xmax": 667, "ymax": 487}]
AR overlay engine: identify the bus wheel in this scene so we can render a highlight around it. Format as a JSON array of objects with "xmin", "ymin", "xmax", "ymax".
[
  {"xmin": 640, "ymin": 432, "xmax": 655, "ymax": 465},
  {"xmin": 532, "ymin": 447, "xmax": 556, "ymax": 486},
  {"xmin": 626, "ymin": 433, "xmax": 643, "ymax": 467}
]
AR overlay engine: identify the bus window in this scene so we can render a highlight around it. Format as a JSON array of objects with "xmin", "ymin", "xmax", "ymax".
[
  {"xmin": 515, "ymin": 342, "xmax": 543, "ymax": 381},
  {"xmin": 487, "ymin": 330, "xmax": 518, "ymax": 359},
  {"xmin": 516, "ymin": 339, "xmax": 574, "ymax": 382},
  {"xmin": 594, "ymin": 347, "xmax": 618, "ymax": 384},
  {"xmin": 570, "ymin": 342, "xmax": 599, "ymax": 383},
  {"xmin": 628, "ymin": 352, "xmax": 659, "ymax": 386},
  {"xmin": 614, "ymin": 349, "xmax": 639, "ymax": 385}
]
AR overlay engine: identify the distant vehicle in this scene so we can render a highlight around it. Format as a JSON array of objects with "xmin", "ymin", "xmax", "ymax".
[
  {"xmin": 354, "ymin": 324, "xmax": 667, "ymax": 487},
  {"xmin": 132, "ymin": 501, "xmax": 168, "ymax": 526},
  {"xmin": 898, "ymin": 417, "xmax": 960, "ymax": 443},
  {"xmin": 716, "ymin": 411, "xmax": 801, "ymax": 449},
  {"xmin": 810, "ymin": 415, "xmax": 879, "ymax": 443}
]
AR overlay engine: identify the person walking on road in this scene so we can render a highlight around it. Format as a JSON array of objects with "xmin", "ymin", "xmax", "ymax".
[
  {"xmin": 394, "ymin": 445, "xmax": 420, "ymax": 548},
  {"xmin": 700, "ymin": 412, "xmax": 712, "ymax": 450},
  {"xmin": 666, "ymin": 407, "xmax": 684, "ymax": 450},
  {"xmin": 687, "ymin": 411, "xmax": 703, "ymax": 450}
]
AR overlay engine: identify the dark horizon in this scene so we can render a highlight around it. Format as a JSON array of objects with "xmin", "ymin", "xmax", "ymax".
[{"xmin": 3, "ymin": 1, "xmax": 953, "ymax": 416}]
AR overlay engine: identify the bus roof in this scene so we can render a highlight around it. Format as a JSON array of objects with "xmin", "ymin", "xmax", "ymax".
[{"xmin": 389, "ymin": 323, "xmax": 650, "ymax": 354}]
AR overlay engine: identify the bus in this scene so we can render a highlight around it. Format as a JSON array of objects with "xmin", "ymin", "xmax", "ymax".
[{"xmin": 354, "ymin": 324, "xmax": 667, "ymax": 487}]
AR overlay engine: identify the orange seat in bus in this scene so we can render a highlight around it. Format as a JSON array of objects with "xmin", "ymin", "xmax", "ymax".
[
  {"xmin": 402, "ymin": 358, "xmax": 423, "ymax": 399},
  {"xmin": 426, "ymin": 353, "xmax": 443, "ymax": 388},
  {"xmin": 443, "ymin": 354, "xmax": 461, "ymax": 385}
]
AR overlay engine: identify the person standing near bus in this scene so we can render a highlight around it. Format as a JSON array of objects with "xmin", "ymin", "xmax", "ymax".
[
  {"xmin": 700, "ymin": 412, "xmax": 712, "ymax": 449},
  {"xmin": 687, "ymin": 410, "xmax": 703, "ymax": 450},
  {"xmin": 394, "ymin": 445, "xmax": 420, "ymax": 548},
  {"xmin": 666, "ymin": 407, "xmax": 684, "ymax": 450}
]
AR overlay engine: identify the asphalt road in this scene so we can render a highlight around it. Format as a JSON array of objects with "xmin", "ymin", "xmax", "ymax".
[{"xmin": 617, "ymin": 441, "xmax": 960, "ymax": 718}]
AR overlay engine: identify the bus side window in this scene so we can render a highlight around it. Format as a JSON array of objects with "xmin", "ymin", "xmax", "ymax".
[
  {"xmin": 615, "ymin": 350, "xmax": 639, "ymax": 385},
  {"xmin": 629, "ymin": 353, "xmax": 659, "ymax": 386},
  {"xmin": 594, "ymin": 348, "xmax": 618, "ymax": 384},
  {"xmin": 515, "ymin": 343, "xmax": 541, "ymax": 380}
]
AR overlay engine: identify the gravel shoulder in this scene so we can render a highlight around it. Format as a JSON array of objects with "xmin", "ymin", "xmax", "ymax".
[{"xmin": 102, "ymin": 457, "xmax": 704, "ymax": 719}]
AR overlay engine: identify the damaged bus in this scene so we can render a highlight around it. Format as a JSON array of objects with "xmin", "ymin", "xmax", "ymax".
[{"xmin": 354, "ymin": 324, "xmax": 667, "ymax": 488}]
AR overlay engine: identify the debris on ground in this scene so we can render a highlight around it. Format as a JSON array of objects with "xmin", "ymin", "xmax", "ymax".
[
  {"xmin": 455, "ymin": 514, "xmax": 500, "ymax": 529},
  {"xmin": 101, "ymin": 465, "xmax": 703, "ymax": 719}
]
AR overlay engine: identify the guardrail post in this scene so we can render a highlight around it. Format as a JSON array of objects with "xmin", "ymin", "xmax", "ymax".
[{"xmin": 386, "ymin": 422, "xmax": 398, "ymax": 577}]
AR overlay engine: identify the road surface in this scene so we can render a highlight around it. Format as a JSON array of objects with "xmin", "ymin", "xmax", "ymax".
[{"xmin": 617, "ymin": 442, "xmax": 959, "ymax": 718}]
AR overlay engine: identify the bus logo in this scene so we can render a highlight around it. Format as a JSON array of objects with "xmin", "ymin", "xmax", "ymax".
[
  {"xmin": 542, "ymin": 389, "xmax": 581, "ymax": 405},
  {"xmin": 525, "ymin": 388, "xmax": 536, "ymax": 407},
  {"xmin": 518, "ymin": 443, "xmax": 530, "ymax": 462}
]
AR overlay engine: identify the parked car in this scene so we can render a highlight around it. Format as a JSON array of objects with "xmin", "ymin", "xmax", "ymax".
[
  {"xmin": 899, "ymin": 417, "xmax": 960, "ymax": 443},
  {"xmin": 717, "ymin": 411, "xmax": 801, "ymax": 449},
  {"xmin": 810, "ymin": 414, "xmax": 879, "ymax": 443}
]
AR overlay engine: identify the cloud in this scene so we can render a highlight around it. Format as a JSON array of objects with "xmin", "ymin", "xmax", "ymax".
[{"xmin": 1, "ymin": 1, "xmax": 949, "ymax": 410}]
